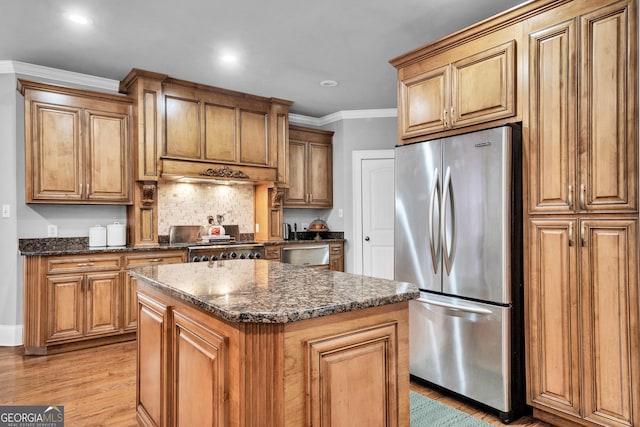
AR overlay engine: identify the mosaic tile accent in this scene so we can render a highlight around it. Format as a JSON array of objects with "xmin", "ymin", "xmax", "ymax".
[{"xmin": 158, "ymin": 182, "xmax": 255, "ymax": 235}]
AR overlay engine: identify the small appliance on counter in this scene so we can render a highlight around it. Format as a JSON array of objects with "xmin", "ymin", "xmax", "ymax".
[
  {"xmin": 106, "ymin": 222, "xmax": 126, "ymax": 246},
  {"xmin": 89, "ymin": 225, "xmax": 107, "ymax": 247}
]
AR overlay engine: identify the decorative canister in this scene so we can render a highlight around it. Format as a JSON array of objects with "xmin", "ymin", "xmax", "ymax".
[
  {"xmin": 89, "ymin": 225, "xmax": 107, "ymax": 247},
  {"xmin": 107, "ymin": 222, "xmax": 126, "ymax": 246}
]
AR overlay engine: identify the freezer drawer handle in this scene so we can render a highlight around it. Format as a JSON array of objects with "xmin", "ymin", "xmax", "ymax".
[
  {"xmin": 416, "ymin": 297, "xmax": 493, "ymax": 315},
  {"xmin": 428, "ymin": 168, "xmax": 441, "ymax": 274}
]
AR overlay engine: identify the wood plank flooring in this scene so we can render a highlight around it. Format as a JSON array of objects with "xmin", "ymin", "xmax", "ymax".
[{"xmin": 0, "ymin": 341, "xmax": 550, "ymax": 426}]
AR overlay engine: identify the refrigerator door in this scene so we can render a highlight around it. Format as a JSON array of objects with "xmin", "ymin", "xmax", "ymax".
[
  {"xmin": 409, "ymin": 292, "xmax": 511, "ymax": 412},
  {"xmin": 395, "ymin": 140, "xmax": 442, "ymax": 292},
  {"xmin": 441, "ymin": 126, "xmax": 512, "ymax": 303}
]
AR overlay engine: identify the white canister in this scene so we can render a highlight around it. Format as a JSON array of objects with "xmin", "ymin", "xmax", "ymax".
[
  {"xmin": 89, "ymin": 225, "xmax": 107, "ymax": 247},
  {"xmin": 107, "ymin": 222, "xmax": 126, "ymax": 246}
]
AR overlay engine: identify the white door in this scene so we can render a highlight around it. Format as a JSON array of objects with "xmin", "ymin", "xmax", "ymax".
[{"xmin": 353, "ymin": 150, "xmax": 395, "ymax": 279}]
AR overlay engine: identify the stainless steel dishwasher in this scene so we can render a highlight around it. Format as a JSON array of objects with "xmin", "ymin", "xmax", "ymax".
[{"xmin": 281, "ymin": 244, "xmax": 330, "ymax": 268}]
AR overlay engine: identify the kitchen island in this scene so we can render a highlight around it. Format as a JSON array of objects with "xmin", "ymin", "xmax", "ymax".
[{"xmin": 130, "ymin": 260, "xmax": 418, "ymax": 427}]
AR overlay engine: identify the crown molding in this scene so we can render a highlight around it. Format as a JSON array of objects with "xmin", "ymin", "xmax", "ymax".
[
  {"xmin": 0, "ymin": 60, "xmax": 120, "ymax": 92},
  {"xmin": 289, "ymin": 108, "xmax": 397, "ymax": 127}
]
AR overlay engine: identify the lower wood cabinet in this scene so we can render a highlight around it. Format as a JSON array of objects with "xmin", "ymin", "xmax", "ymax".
[
  {"xmin": 329, "ymin": 242, "xmax": 344, "ymax": 272},
  {"xmin": 22, "ymin": 250, "xmax": 185, "ymax": 355},
  {"xmin": 527, "ymin": 218, "xmax": 639, "ymax": 427},
  {"xmin": 136, "ymin": 281, "xmax": 409, "ymax": 427}
]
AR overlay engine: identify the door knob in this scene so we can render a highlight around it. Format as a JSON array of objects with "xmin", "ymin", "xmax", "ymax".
[{"xmin": 364, "ymin": 236, "xmax": 370, "ymax": 241}]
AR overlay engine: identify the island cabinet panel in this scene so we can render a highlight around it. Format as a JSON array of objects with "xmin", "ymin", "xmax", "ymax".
[
  {"xmin": 173, "ymin": 311, "xmax": 228, "ymax": 427},
  {"xmin": 307, "ymin": 323, "xmax": 398, "ymax": 427},
  {"xmin": 137, "ymin": 293, "xmax": 171, "ymax": 427},
  {"xmin": 19, "ymin": 80, "xmax": 133, "ymax": 204},
  {"xmin": 527, "ymin": 0, "xmax": 637, "ymax": 214}
]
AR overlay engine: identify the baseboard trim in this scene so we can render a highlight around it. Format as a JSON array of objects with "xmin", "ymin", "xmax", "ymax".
[{"xmin": 0, "ymin": 324, "xmax": 23, "ymax": 346}]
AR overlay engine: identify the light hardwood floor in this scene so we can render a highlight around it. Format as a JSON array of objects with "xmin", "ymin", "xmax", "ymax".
[{"xmin": 0, "ymin": 340, "xmax": 550, "ymax": 426}]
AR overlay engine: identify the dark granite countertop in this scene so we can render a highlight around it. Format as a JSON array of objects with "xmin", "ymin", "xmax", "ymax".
[
  {"xmin": 18, "ymin": 235, "xmax": 345, "ymax": 256},
  {"xmin": 130, "ymin": 260, "xmax": 418, "ymax": 324}
]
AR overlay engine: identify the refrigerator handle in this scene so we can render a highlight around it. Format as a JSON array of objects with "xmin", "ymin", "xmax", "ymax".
[
  {"xmin": 441, "ymin": 167, "xmax": 457, "ymax": 275},
  {"xmin": 428, "ymin": 168, "xmax": 441, "ymax": 274},
  {"xmin": 416, "ymin": 297, "xmax": 493, "ymax": 315}
]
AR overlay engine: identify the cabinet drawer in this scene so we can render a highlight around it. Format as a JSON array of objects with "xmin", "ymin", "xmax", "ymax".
[
  {"xmin": 124, "ymin": 251, "xmax": 185, "ymax": 268},
  {"xmin": 329, "ymin": 243, "xmax": 343, "ymax": 255},
  {"xmin": 264, "ymin": 246, "xmax": 281, "ymax": 260},
  {"xmin": 47, "ymin": 256, "xmax": 121, "ymax": 274}
]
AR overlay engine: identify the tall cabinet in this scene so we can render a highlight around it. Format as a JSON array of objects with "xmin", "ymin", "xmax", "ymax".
[{"xmin": 525, "ymin": 1, "xmax": 639, "ymax": 426}]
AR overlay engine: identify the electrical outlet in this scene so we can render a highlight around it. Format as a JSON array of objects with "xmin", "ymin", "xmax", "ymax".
[
  {"xmin": 1, "ymin": 204, "xmax": 9, "ymax": 218},
  {"xmin": 47, "ymin": 224, "xmax": 58, "ymax": 237},
  {"xmin": 338, "ymin": 208, "xmax": 343, "ymax": 218}
]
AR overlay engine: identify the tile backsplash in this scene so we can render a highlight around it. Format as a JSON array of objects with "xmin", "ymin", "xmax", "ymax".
[{"xmin": 158, "ymin": 182, "xmax": 254, "ymax": 235}]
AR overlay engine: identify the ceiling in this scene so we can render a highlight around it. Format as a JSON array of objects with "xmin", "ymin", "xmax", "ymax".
[{"xmin": 1, "ymin": 0, "xmax": 520, "ymax": 117}]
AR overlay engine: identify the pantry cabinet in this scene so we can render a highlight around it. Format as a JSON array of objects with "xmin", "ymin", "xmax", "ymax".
[
  {"xmin": 19, "ymin": 80, "xmax": 133, "ymax": 204},
  {"xmin": 528, "ymin": 218, "xmax": 639, "ymax": 427},
  {"xmin": 527, "ymin": 0, "xmax": 637, "ymax": 214},
  {"xmin": 285, "ymin": 125, "xmax": 334, "ymax": 208},
  {"xmin": 395, "ymin": 38, "xmax": 516, "ymax": 140}
]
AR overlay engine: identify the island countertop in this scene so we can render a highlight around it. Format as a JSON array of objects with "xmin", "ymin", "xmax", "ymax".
[{"xmin": 130, "ymin": 259, "xmax": 419, "ymax": 324}]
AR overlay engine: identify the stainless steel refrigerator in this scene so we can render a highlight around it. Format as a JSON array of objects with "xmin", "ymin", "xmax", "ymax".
[{"xmin": 394, "ymin": 124, "xmax": 525, "ymax": 423}]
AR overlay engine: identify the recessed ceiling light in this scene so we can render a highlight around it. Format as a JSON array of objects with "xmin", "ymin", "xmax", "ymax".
[
  {"xmin": 66, "ymin": 13, "xmax": 92, "ymax": 25},
  {"xmin": 221, "ymin": 54, "xmax": 238, "ymax": 63},
  {"xmin": 320, "ymin": 80, "xmax": 338, "ymax": 87}
]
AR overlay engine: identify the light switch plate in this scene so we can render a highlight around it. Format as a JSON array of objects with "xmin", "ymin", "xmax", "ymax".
[{"xmin": 1, "ymin": 204, "xmax": 9, "ymax": 218}]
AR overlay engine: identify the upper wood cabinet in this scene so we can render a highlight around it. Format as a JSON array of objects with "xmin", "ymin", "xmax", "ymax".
[
  {"xmin": 285, "ymin": 125, "xmax": 334, "ymax": 208},
  {"xmin": 395, "ymin": 39, "xmax": 516, "ymax": 140},
  {"xmin": 163, "ymin": 82, "xmax": 271, "ymax": 166},
  {"xmin": 19, "ymin": 80, "xmax": 133, "ymax": 204},
  {"xmin": 527, "ymin": 0, "xmax": 637, "ymax": 214}
]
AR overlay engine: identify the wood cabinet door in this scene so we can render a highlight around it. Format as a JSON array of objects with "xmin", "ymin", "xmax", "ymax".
[
  {"xmin": 528, "ymin": 18, "xmax": 577, "ymax": 214},
  {"xmin": 307, "ymin": 323, "xmax": 399, "ymax": 427},
  {"xmin": 29, "ymin": 101, "xmax": 83, "ymax": 202},
  {"xmin": 204, "ymin": 102, "xmax": 236, "ymax": 162},
  {"xmin": 307, "ymin": 141, "xmax": 332, "ymax": 207},
  {"xmin": 579, "ymin": 0, "xmax": 637, "ymax": 212},
  {"xmin": 579, "ymin": 219, "xmax": 639, "ymax": 427},
  {"xmin": 46, "ymin": 275, "xmax": 84, "ymax": 342},
  {"xmin": 164, "ymin": 89, "xmax": 201, "ymax": 159},
  {"xmin": 238, "ymin": 109, "xmax": 269, "ymax": 166},
  {"xmin": 85, "ymin": 107, "xmax": 132, "ymax": 203},
  {"xmin": 451, "ymin": 40, "xmax": 515, "ymax": 129},
  {"xmin": 85, "ymin": 271, "xmax": 121, "ymax": 336},
  {"xmin": 527, "ymin": 219, "xmax": 581, "ymax": 417},
  {"xmin": 399, "ymin": 65, "xmax": 449, "ymax": 138},
  {"xmin": 285, "ymin": 139, "xmax": 307, "ymax": 206},
  {"xmin": 137, "ymin": 293, "xmax": 170, "ymax": 427},
  {"xmin": 173, "ymin": 310, "xmax": 228, "ymax": 427}
]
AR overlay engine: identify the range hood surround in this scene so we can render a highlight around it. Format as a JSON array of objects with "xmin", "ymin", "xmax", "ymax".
[{"xmin": 160, "ymin": 158, "xmax": 279, "ymax": 185}]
